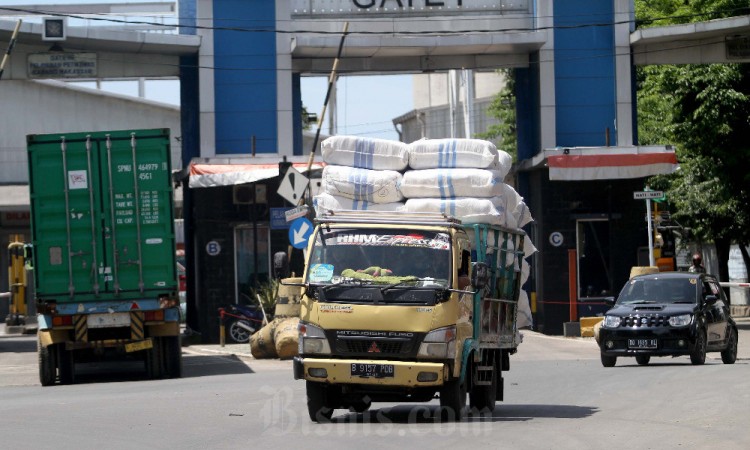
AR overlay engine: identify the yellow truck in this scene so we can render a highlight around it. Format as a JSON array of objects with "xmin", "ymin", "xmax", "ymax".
[{"xmin": 292, "ymin": 211, "xmax": 526, "ymax": 421}]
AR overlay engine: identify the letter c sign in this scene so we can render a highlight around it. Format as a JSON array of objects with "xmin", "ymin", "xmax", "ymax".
[{"xmin": 549, "ymin": 232, "xmax": 563, "ymax": 247}]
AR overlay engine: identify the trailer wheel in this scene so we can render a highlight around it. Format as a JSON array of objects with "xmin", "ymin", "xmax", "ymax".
[
  {"xmin": 38, "ymin": 339, "xmax": 56, "ymax": 387},
  {"xmin": 162, "ymin": 336, "xmax": 183, "ymax": 378},
  {"xmin": 145, "ymin": 338, "xmax": 163, "ymax": 379},
  {"xmin": 306, "ymin": 381, "xmax": 334, "ymax": 423},
  {"xmin": 57, "ymin": 345, "xmax": 75, "ymax": 385},
  {"xmin": 439, "ymin": 378, "xmax": 467, "ymax": 421}
]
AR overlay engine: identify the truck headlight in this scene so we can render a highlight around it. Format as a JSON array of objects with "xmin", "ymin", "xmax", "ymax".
[
  {"xmin": 603, "ymin": 315, "xmax": 621, "ymax": 328},
  {"xmin": 669, "ymin": 314, "xmax": 692, "ymax": 327},
  {"xmin": 298, "ymin": 321, "xmax": 331, "ymax": 355},
  {"xmin": 417, "ymin": 325, "xmax": 456, "ymax": 359}
]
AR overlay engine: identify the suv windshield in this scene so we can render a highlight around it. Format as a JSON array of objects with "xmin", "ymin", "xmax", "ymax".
[
  {"xmin": 616, "ymin": 277, "xmax": 698, "ymax": 305},
  {"xmin": 305, "ymin": 227, "xmax": 451, "ymax": 290}
]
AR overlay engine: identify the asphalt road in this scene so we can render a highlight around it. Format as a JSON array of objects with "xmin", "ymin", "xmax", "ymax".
[{"xmin": 0, "ymin": 322, "xmax": 748, "ymax": 449}]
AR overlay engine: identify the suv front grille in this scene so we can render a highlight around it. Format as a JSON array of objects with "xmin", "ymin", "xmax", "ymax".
[{"xmin": 622, "ymin": 314, "xmax": 669, "ymax": 327}]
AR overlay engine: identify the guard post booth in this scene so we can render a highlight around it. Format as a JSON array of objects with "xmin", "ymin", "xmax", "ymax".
[{"xmin": 186, "ymin": 157, "xmax": 323, "ymax": 343}]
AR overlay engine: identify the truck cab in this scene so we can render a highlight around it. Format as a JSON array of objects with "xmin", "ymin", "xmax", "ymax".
[{"xmin": 293, "ymin": 211, "xmax": 525, "ymax": 421}]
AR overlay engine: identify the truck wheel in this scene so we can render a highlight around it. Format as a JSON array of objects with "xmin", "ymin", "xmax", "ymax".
[
  {"xmin": 469, "ymin": 364, "xmax": 496, "ymax": 413},
  {"xmin": 162, "ymin": 336, "xmax": 183, "ymax": 378},
  {"xmin": 38, "ymin": 339, "xmax": 56, "ymax": 386},
  {"xmin": 146, "ymin": 338, "xmax": 163, "ymax": 379},
  {"xmin": 57, "ymin": 345, "xmax": 75, "ymax": 385},
  {"xmin": 440, "ymin": 378, "xmax": 467, "ymax": 421},
  {"xmin": 306, "ymin": 381, "xmax": 334, "ymax": 423}
]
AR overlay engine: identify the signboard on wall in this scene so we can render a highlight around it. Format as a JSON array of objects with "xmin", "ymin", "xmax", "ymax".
[
  {"xmin": 290, "ymin": 0, "xmax": 530, "ymax": 17},
  {"xmin": 28, "ymin": 52, "xmax": 97, "ymax": 79}
]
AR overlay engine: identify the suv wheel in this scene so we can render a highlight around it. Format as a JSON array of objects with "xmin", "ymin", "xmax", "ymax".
[
  {"xmin": 600, "ymin": 352, "xmax": 617, "ymax": 367},
  {"xmin": 690, "ymin": 330, "xmax": 707, "ymax": 365},
  {"xmin": 721, "ymin": 328, "xmax": 738, "ymax": 364},
  {"xmin": 635, "ymin": 355, "xmax": 650, "ymax": 366}
]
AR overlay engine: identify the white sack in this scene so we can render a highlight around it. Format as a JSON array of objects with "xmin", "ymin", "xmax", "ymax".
[
  {"xmin": 322, "ymin": 165, "xmax": 404, "ymax": 204},
  {"xmin": 498, "ymin": 184, "xmax": 534, "ymax": 228},
  {"xmin": 313, "ymin": 193, "xmax": 403, "ymax": 215},
  {"xmin": 492, "ymin": 149, "xmax": 514, "ymax": 180},
  {"xmin": 523, "ymin": 238, "xmax": 538, "ymax": 259},
  {"xmin": 400, "ymin": 168, "xmax": 503, "ymax": 199},
  {"xmin": 321, "ymin": 135, "xmax": 409, "ymax": 171},
  {"xmin": 517, "ymin": 289, "xmax": 533, "ymax": 329},
  {"xmin": 403, "ymin": 197, "xmax": 506, "ymax": 225},
  {"xmin": 408, "ymin": 138, "xmax": 507, "ymax": 171}
]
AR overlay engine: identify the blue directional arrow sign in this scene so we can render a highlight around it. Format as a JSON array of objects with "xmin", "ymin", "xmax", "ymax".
[{"xmin": 289, "ymin": 217, "xmax": 313, "ymax": 249}]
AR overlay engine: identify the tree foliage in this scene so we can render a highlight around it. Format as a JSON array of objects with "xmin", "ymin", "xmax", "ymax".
[
  {"xmin": 476, "ymin": 69, "xmax": 517, "ymax": 160},
  {"xmin": 636, "ymin": 0, "xmax": 750, "ymax": 280}
]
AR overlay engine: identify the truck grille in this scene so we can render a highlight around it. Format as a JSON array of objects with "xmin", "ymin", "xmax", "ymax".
[
  {"xmin": 622, "ymin": 315, "xmax": 669, "ymax": 327},
  {"xmin": 339, "ymin": 340, "xmax": 406, "ymax": 354},
  {"xmin": 329, "ymin": 331, "xmax": 422, "ymax": 358}
]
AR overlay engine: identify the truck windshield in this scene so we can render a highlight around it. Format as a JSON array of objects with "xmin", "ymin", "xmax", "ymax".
[{"xmin": 305, "ymin": 227, "xmax": 451, "ymax": 290}]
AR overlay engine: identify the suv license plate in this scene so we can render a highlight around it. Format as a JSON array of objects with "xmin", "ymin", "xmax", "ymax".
[
  {"xmin": 628, "ymin": 338, "xmax": 657, "ymax": 349},
  {"xmin": 351, "ymin": 363, "xmax": 394, "ymax": 378}
]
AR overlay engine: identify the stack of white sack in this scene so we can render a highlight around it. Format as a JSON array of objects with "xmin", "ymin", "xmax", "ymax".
[
  {"xmin": 402, "ymin": 138, "xmax": 535, "ymax": 329},
  {"xmin": 314, "ymin": 136, "xmax": 408, "ymax": 215},
  {"xmin": 401, "ymin": 138, "xmax": 530, "ymax": 228}
]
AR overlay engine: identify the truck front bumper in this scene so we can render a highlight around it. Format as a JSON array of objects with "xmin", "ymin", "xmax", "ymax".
[{"xmin": 294, "ymin": 357, "xmax": 447, "ymax": 387}]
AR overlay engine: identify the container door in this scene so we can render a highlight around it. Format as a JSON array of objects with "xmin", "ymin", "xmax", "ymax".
[
  {"xmin": 98, "ymin": 132, "xmax": 176, "ymax": 300},
  {"xmin": 28, "ymin": 135, "xmax": 106, "ymax": 301}
]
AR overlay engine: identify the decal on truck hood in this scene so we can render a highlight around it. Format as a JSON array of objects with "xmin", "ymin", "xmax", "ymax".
[{"xmin": 319, "ymin": 304, "xmax": 353, "ymax": 313}]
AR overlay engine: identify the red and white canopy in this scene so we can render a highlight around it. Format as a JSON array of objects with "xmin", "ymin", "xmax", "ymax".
[
  {"xmin": 189, "ymin": 160, "xmax": 325, "ymax": 188},
  {"xmin": 545, "ymin": 146, "xmax": 678, "ymax": 181}
]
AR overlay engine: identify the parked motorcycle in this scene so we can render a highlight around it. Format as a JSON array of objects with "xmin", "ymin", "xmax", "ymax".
[{"xmin": 221, "ymin": 304, "xmax": 266, "ymax": 343}]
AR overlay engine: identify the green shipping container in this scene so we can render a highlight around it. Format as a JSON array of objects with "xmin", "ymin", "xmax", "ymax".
[{"xmin": 27, "ymin": 128, "xmax": 177, "ymax": 304}]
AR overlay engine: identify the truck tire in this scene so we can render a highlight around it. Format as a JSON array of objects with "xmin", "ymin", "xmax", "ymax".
[
  {"xmin": 306, "ymin": 381, "xmax": 334, "ymax": 423},
  {"xmin": 38, "ymin": 340, "xmax": 56, "ymax": 387},
  {"xmin": 57, "ymin": 345, "xmax": 75, "ymax": 385},
  {"xmin": 162, "ymin": 336, "xmax": 183, "ymax": 378},
  {"xmin": 469, "ymin": 365, "xmax": 497, "ymax": 413},
  {"xmin": 440, "ymin": 378, "xmax": 466, "ymax": 421},
  {"xmin": 146, "ymin": 338, "xmax": 163, "ymax": 379}
]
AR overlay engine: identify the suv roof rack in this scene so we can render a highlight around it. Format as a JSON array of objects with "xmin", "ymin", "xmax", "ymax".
[{"xmin": 315, "ymin": 209, "xmax": 463, "ymax": 227}]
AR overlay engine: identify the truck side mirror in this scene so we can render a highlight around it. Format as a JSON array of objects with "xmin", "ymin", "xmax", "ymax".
[{"xmin": 471, "ymin": 262, "xmax": 490, "ymax": 290}]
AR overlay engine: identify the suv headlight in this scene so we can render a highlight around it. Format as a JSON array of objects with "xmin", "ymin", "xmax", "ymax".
[
  {"xmin": 603, "ymin": 315, "xmax": 621, "ymax": 328},
  {"xmin": 417, "ymin": 325, "xmax": 456, "ymax": 359},
  {"xmin": 669, "ymin": 314, "xmax": 692, "ymax": 327},
  {"xmin": 298, "ymin": 321, "xmax": 331, "ymax": 355}
]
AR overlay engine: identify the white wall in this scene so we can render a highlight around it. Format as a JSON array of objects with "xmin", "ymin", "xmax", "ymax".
[{"xmin": 0, "ymin": 79, "xmax": 182, "ymax": 184}]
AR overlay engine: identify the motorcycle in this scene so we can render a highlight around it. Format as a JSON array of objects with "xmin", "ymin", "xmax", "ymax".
[{"xmin": 221, "ymin": 304, "xmax": 266, "ymax": 343}]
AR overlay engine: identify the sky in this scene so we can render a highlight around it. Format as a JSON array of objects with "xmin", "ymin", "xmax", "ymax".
[{"xmin": 9, "ymin": 0, "xmax": 413, "ymax": 141}]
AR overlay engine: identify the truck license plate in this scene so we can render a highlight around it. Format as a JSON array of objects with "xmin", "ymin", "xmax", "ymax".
[
  {"xmin": 628, "ymin": 338, "xmax": 657, "ymax": 349},
  {"xmin": 87, "ymin": 312, "xmax": 131, "ymax": 328},
  {"xmin": 351, "ymin": 363, "xmax": 394, "ymax": 378}
]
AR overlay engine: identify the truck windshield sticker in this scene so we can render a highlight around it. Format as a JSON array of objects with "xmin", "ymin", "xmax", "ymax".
[
  {"xmin": 309, "ymin": 264, "xmax": 335, "ymax": 282},
  {"xmin": 334, "ymin": 233, "xmax": 450, "ymax": 250}
]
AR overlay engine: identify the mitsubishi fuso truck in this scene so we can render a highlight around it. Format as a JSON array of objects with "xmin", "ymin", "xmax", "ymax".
[
  {"xmin": 27, "ymin": 129, "xmax": 182, "ymax": 385},
  {"xmin": 293, "ymin": 210, "xmax": 526, "ymax": 421}
]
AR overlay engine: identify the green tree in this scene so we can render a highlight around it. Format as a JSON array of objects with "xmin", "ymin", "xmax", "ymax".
[
  {"xmin": 477, "ymin": 69, "xmax": 516, "ymax": 160},
  {"xmin": 636, "ymin": 0, "xmax": 750, "ymax": 282}
]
